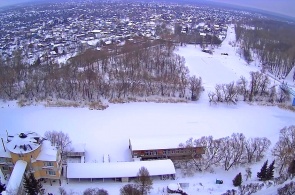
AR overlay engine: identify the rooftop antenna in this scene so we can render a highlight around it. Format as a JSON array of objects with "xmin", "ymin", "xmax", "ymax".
[
  {"xmin": 1, "ymin": 138, "xmax": 6, "ymax": 152},
  {"xmin": 6, "ymin": 129, "xmax": 8, "ymax": 142}
]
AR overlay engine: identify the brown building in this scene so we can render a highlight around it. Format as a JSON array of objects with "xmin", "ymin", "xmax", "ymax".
[{"xmin": 129, "ymin": 137, "xmax": 205, "ymax": 160}]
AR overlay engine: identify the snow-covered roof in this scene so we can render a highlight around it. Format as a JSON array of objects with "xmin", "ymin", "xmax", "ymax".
[
  {"xmin": 71, "ymin": 143, "xmax": 85, "ymax": 153},
  {"xmin": 6, "ymin": 160, "xmax": 27, "ymax": 193},
  {"xmin": 36, "ymin": 140, "xmax": 58, "ymax": 161},
  {"xmin": 6, "ymin": 132, "xmax": 42, "ymax": 154},
  {"xmin": 67, "ymin": 159, "xmax": 175, "ymax": 179},
  {"xmin": 129, "ymin": 136, "xmax": 195, "ymax": 151},
  {"xmin": 91, "ymin": 30, "xmax": 101, "ymax": 33},
  {"xmin": 0, "ymin": 148, "xmax": 11, "ymax": 158}
]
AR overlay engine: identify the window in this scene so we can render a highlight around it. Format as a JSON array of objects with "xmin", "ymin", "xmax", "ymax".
[
  {"xmin": 144, "ymin": 151, "xmax": 157, "ymax": 156},
  {"xmin": 0, "ymin": 158, "xmax": 5, "ymax": 163},
  {"xmin": 2, "ymin": 166, "xmax": 9, "ymax": 171},
  {"xmin": 44, "ymin": 162, "xmax": 54, "ymax": 167},
  {"xmin": 46, "ymin": 170, "xmax": 56, "ymax": 176},
  {"xmin": 163, "ymin": 150, "xmax": 170, "ymax": 155},
  {"xmin": 144, "ymin": 151, "xmax": 153, "ymax": 156}
]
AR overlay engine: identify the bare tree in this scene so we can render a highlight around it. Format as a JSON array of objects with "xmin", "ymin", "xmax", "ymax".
[
  {"xmin": 136, "ymin": 167, "xmax": 153, "ymax": 195},
  {"xmin": 236, "ymin": 76, "xmax": 248, "ymax": 101},
  {"xmin": 224, "ymin": 82, "xmax": 238, "ymax": 104},
  {"xmin": 189, "ymin": 76, "xmax": 203, "ymax": 101},
  {"xmin": 245, "ymin": 167, "xmax": 252, "ymax": 181},
  {"xmin": 44, "ymin": 130, "xmax": 72, "ymax": 157},
  {"xmin": 194, "ymin": 136, "xmax": 223, "ymax": 171},
  {"xmin": 272, "ymin": 126, "xmax": 295, "ymax": 174},
  {"xmin": 245, "ymin": 137, "xmax": 271, "ymax": 163},
  {"xmin": 208, "ymin": 92, "xmax": 217, "ymax": 105},
  {"xmin": 221, "ymin": 133, "xmax": 246, "ymax": 171}
]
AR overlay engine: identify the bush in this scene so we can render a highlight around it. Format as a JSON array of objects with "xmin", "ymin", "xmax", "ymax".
[
  {"xmin": 233, "ymin": 172, "xmax": 242, "ymax": 187},
  {"xmin": 120, "ymin": 184, "xmax": 140, "ymax": 195},
  {"xmin": 83, "ymin": 188, "xmax": 108, "ymax": 195}
]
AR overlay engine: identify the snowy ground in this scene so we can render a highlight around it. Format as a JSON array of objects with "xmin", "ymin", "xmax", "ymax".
[{"xmin": 0, "ymin": 25, "xmax": 295, "ymax": 195}]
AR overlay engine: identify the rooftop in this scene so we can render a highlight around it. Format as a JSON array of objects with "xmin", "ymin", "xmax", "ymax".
[
  {"xmin": 36, "ymin": 140, "xmax": 58, "ymax": 161},
  {"xmin": 5, "ymin": 160, "xmax": 27, "ymax": 193},
  {"xmin": 129, "ymin": 136, "xmax": 200, "ymax": 151},
  {"xmin": 6, "ymin": 132, "xmax": 43, "ymax": 154},
  {"xmin": 67, "ymin": 159, "xmax": 175, "ymax": 179}
]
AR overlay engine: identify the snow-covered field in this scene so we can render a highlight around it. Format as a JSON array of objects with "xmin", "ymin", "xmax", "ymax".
[{"xmin": 0, "ymin": 25, "xmax": 294, "ymax": 194}]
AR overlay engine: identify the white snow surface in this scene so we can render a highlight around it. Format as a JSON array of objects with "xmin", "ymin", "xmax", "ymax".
[
  {"xmin": 6, "ymin": 132, "xmax": 41, "ymax": 154},
  {"xmin": 5, "ymin": 160, "xmax": 27, "ymax": 194},
  {"xmin": 0, "ymin": 147, "xmax": 11, "ymax": 158},
  {"xmin": 67, "ymin": 159, "xmax": 175, "ymax": 179},
  {"xmin": 36, "ymin": 140, "xmax": 58, "ymax": 161},
  {"xmin": 0, "ymin": 24, "xmax": 294, "ymax": 194}
]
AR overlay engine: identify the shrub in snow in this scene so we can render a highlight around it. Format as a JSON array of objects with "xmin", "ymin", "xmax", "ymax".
[
  {"xmin": 221, "ymin": 189, "xmax": 236, "ymax": 195},
  {"xmin": 277, "ymin": 181, "xmax": 295, "ymax": 195},
  {"xmin": 83, "ymin": 188, "xmax": 108, "ymax": 195},
  {"xmin": 59, "ymin": 187, "xmax": 67, "ymax": 195},
  {"xmin": 223, "ymin": 183, "xmax": 265, "ymax": 195},
  {"xmin": 120, "ymin": 184, "xmax": 140, "ymax": 195},
  {"xmin": 233, "ymin": 172, "xmax": 242, "ymax": 187},
  {"xmin": 0, "ymin": 180, "xmax": 5, "ymax": 194},
  {"xmin": 245, "ymin": 167, "xmax": 252, "ymax": 181}
]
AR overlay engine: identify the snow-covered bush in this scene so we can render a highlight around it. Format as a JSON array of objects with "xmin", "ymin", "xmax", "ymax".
[{"xmin": 277, "ymin": 181, "xmax": 295, "ymax": 195}]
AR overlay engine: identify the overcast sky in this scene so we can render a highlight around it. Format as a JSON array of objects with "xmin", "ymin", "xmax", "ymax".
[
  {"xmin": 209, "ymin": 0, "xmax": 295, "ymax": 18},
  {"xmin": 0, "ymin": 0, "xmax": 295, "ymax": 18}
]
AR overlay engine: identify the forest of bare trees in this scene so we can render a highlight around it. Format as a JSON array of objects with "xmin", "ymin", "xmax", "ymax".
[
  {"xmin": 178, "ymin": 134, "xmax": 271, "ymax": 174},
  {"xmin": 235, "ymin": 19, "xmax": 295, "ymax": 78},
  {"xmin": 208, "ymin": 71, "xmax": 291, "ymax": 104},
  {"xmin": 0, "ymin": 41, "xmax": 203, "ymax": 108}
]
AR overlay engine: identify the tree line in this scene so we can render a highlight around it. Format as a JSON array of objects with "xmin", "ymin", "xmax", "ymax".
[
  {"xmin": 208, "ymin": 71, "xmax": 291, "ymax": 105},
  {"xmin": 235, "ymin": 19, "xmax": 295, "ymax": 78},
  {"xmin": 178, "ymin": 133, "xmax": 271, "ymax": 175},
  {"xmin": 0, "ymin": 41, "xmax": 203, "ymax": 107}
]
